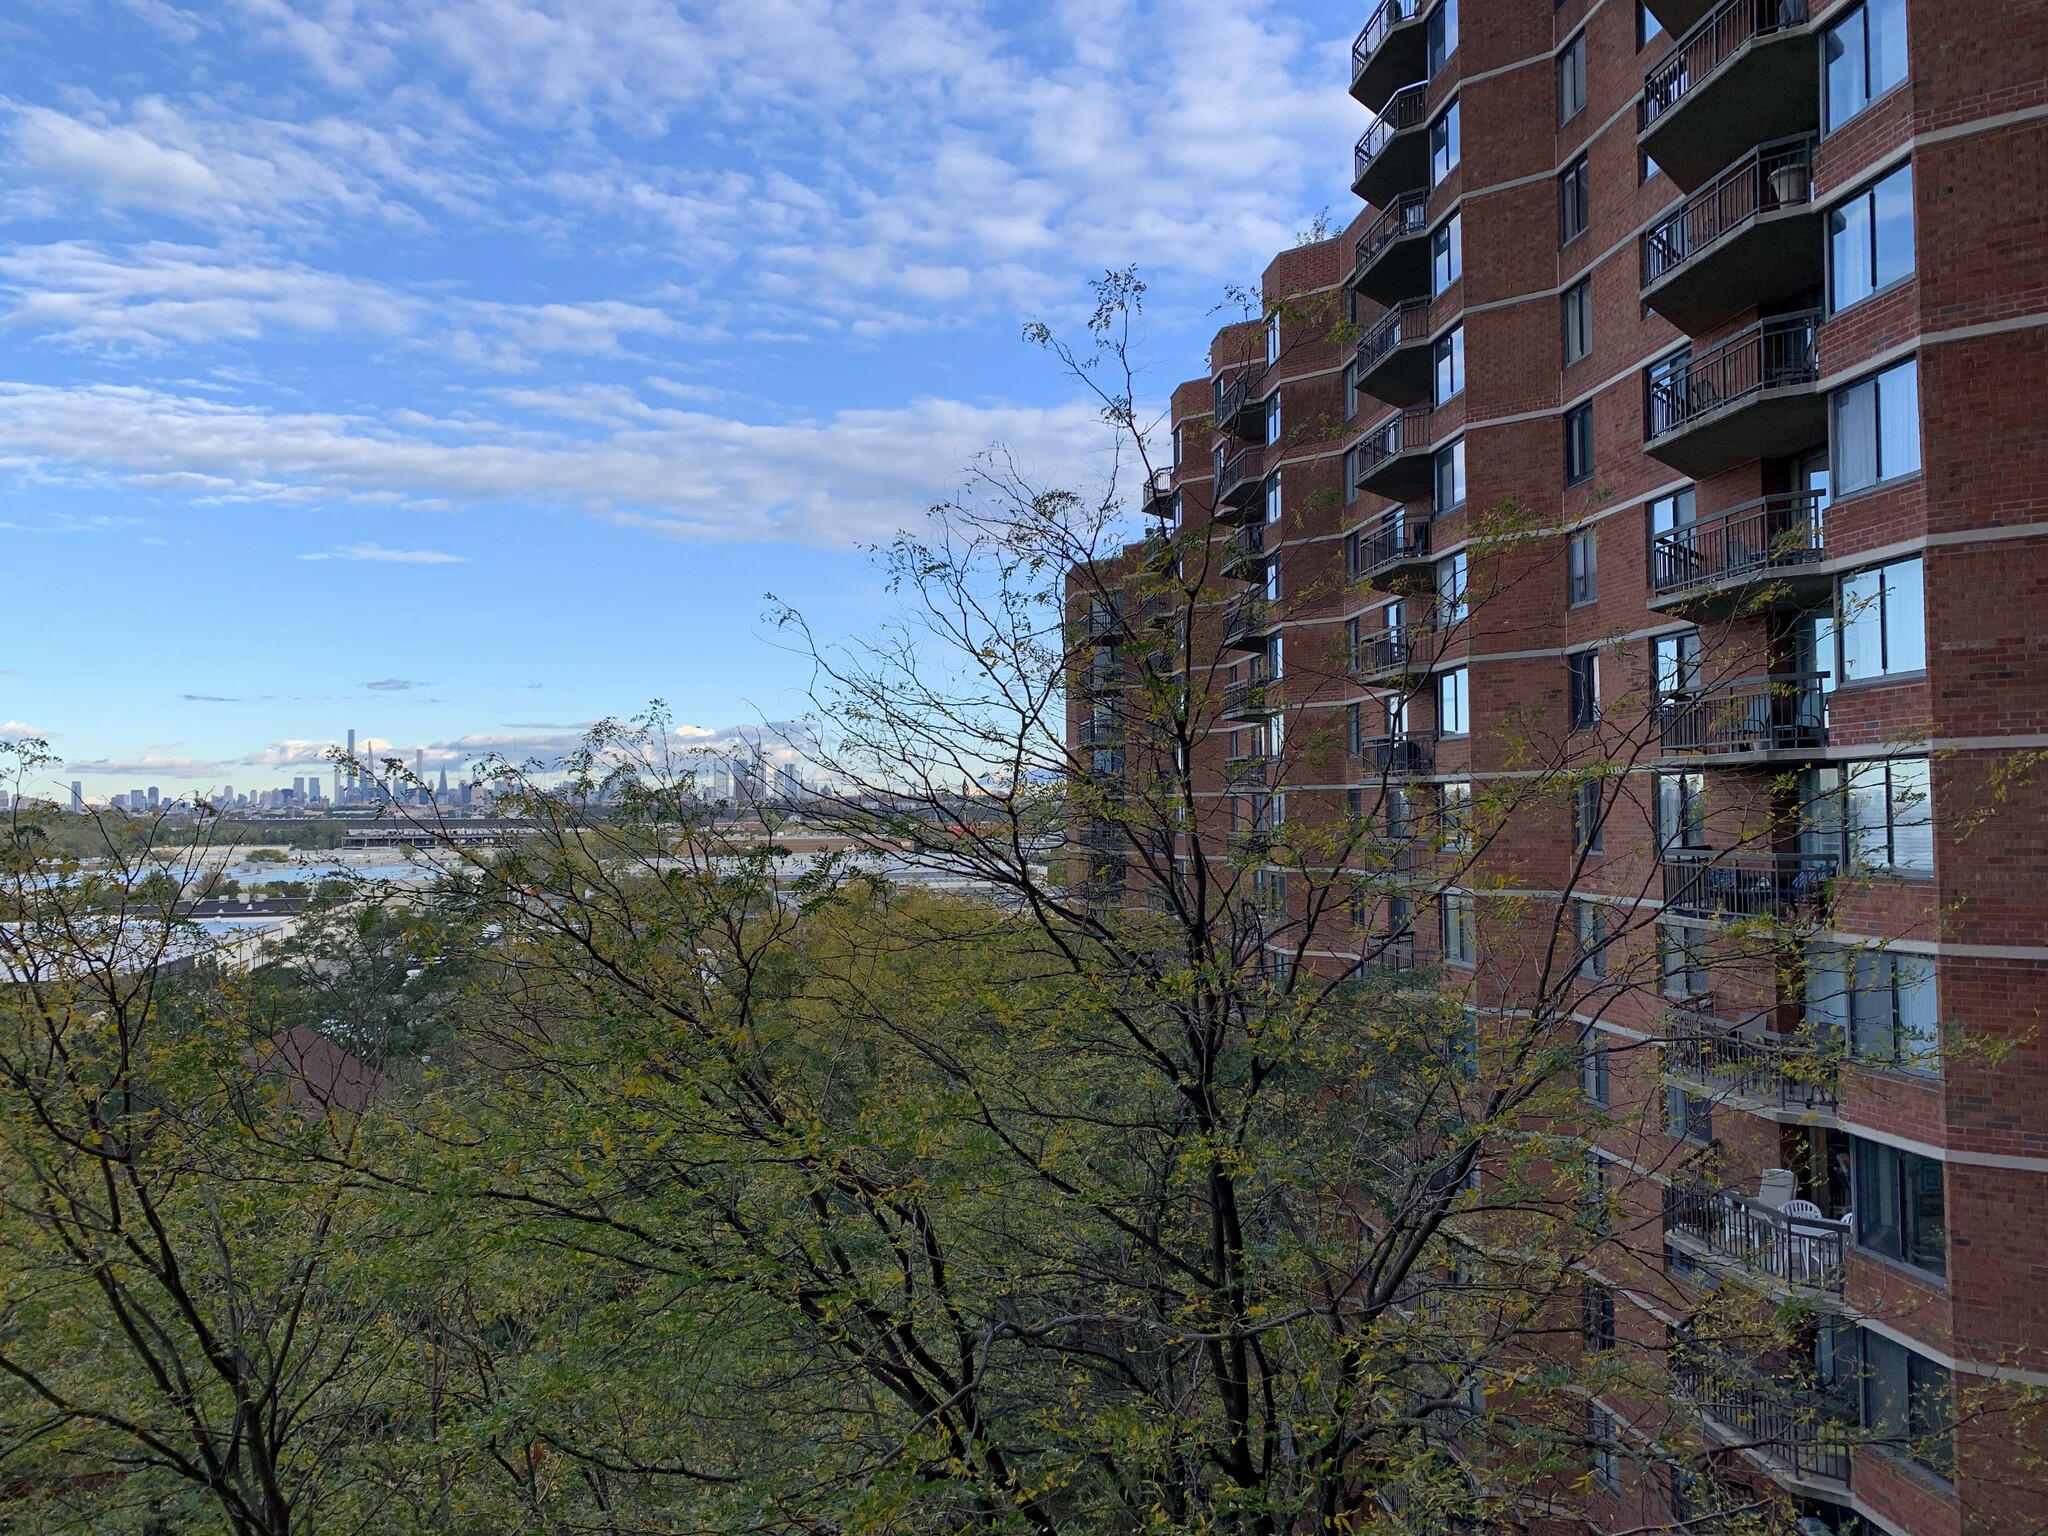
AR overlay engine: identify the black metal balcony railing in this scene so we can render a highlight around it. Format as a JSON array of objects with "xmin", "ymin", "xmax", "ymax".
[
  {"xmin": 1080, "ymin": 604, "xmax": 1122, "ymax": 640},
  {"xmin": 1361, "ymin": 734, "xmax": 1435, "ymax": 776},
  {"xmin": 1351, "ymin": 192, "xmax": 1431, "ymax": 285},
  {"xmin": 1222, "ymin": 520, "xmax": 1267, "ymax": 577},
  {"xmin": 1662, "ymin": 851, "xmax": 1837, "ymax": 922},
  {"xmin": 1355, "ymin": 298, "xmax": 1431, "ymax": 378},
  {"xmin": 1357, "ymin": 407, "xmax": 1436, "ymax": 480},
  {"xmin": 1352, "ymin": 0, "xmax": 1425, "ymax": 83},
  {"xmin": 1657, "ymin": 673, "xmax": 1827, "ymax": 756},
  {"xmin": 1140, "ymin": 467, "xmax": 1176, "ymax": 522},
  {"xmin": 1215, "ymin": 444, "xmax": 1267, "ymax": 511},
  {"xmin": 1213, "ymin": 363, "xmax": 1269, "ymax": 441},
  {"xmin": 1352, "ymin": 627, "xmax": 1432, "ymax": 680},
  {"xmin": 1221, "ymin": 678, "xmax": 1277, "ymax": 719},
  {"xmin": 1664, "ymin": 1021, "xmax": 1840, "ymax": 1112},
  {"xmin": 1642, "ymin": 138, "xmax": 1814, "ymax": 286},
  {"xmin": 1354, "ymin": 82, "xmax": 1429, "ymax": 188},
  {"xmin": 1671, "ymin": 1333, "xmax": 1853, "ymax": 1483},
  {"xmin": 1220, "ymin": 595, "xmax": 1275, "ymax": 649},
  {"xmin": 1078, "ymin": 659, "xmax": 1126, "ymax": 695},
  {"xmin": 1641, "ymin": 0, "xmax": 1811, "ymax": 131},
  {"xmin": 1664, "ymin": 1183, "xmax": 1848, "ymax": 1291},
  {"xmin": 1350, "ymin": 513, "xmax": 1433, "ymax": 583},
  {"xmin": 1652, "ymin": 491, "xmax": 1825, "ymax": 599},
  {"xmin": 1225, "ymin": 752, "xmax": 1277, "ymax": 787},
  {"xmin": 1076, "ymin": 714, "xmax": 1123, "ymax": 750},
  {"xmin": 1646, "ymin": 311, "xmax": 1819, "ymax": 442}
]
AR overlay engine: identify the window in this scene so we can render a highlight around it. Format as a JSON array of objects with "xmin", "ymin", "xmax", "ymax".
[
  {"xmin": 1588, "ymin": 1405, "xmax": 1621, "ymax": 1493},
  {"xmin": 1437, "ymin": 550, "xmax": 1468, "ymax": 623},
  {"xmin": 1831, "ymin": 164, "xmax": 1914, "ymax": 312},
  {"xmin": 1807, "ymin": 944, "xmax": 1940, "ymax": 1072},
  {"xmin": 1838, "ymin": 556, "xmax": 1926, "ymax": 678},
  {"xmin": 1825, "ymin": 0, "xmax": 1908, "ymax": 132},
  {"xmin": 1652, "ymin": 630, "xmax": 1701, "ymax": 697},
  {"xmin": 1833, "ymin": 358, "xmax": 1920, "ymax": 494},
  {"xmin": 1562, "ymin": 279, "xmax": 1592, "ymax": 365},
  {"xmin": 1346, "ymin": 700, "xmax": 1363, "ymax": 757},
  {"xmin": 1441, "ymin": 780, "xmax": 1473, "ymax": 852},
  {"xmin": 1265, "ymin": 312, "xmax": 1281, "ymax": 366},
  {"xmin": 1636, "ymin": 0, "xmax": 1656, "ymax": 51},
  {"xmin": 1344, "ymin": 359, "xmax": 1357, "ymax": 422},
  {"xmin": 1853, "ymin": 1136, "xmax": 1946, "ymax": 1277},
  {"xmin": 1656, "ymin": 771, "xmax": 1705, "ymax": 850},
  {"xmin": 1343, "ymin": 445, "xmax": 1359, "ymax": 503},
  {"xmin": 1584, "ymin": 1154, "xmax": 1612, "ymax": 1236},
  {"xmin": 1639, "ymin": 147, "xmax": 1661, "ymax": 184},
  {"xmin": 1431, "ymin": 213, "xmax": 1462, "ymax": 296},
  {"xmin": 1432, "ymin": 324, "xmax": 1465, "ymax": 405},
  {"xmin": 1648, "ymin": 487, "xmax": 1695, "ymax": 540},
  {"xmin": 1582, "ymin": 1283, "xmax": 1616, "ymax": 1351},
  {"xmin": 1660, "ymin": 922, "xmax": 1709, "ymax": 1000},
  {"xmin": 1568, "ymin": 651, "xmax": 1601, "ymax": 730},
  {"xmin": 1172, "ymin": 424, "xmax": 1183, "ymax": 468},
  {"xmin": 1557, "ymin": 33, "xmax": 1586, "ymax": 122},
  {"xmin": 1426, "ymin": 0, "xmax": 1458, "ymax": 75},
  {"xmin": 1846, "ymin": 758, "xmax": 1934, "ymax": 872},
  {"xmin": 1438, "ymin": 666, "xmax": 1470, "ymax": 736},
  {"xmin": 1645, "ymin": 346, "xmax": 1691, "ymax": 438},
  {"xmin": 1857, "ymin": 1329, "xmax": 1954, "ymax": 1479},
  {"xmin": 1564, "ymin": 402, "xmax": 1594, "ymax": 484},
  {"xmin": 1663, "ymin": 1085, "xmax": 1713, "ymax": 1145},
  {"xmin": 1576, "ymin": 900, "xmax": 1608, "ymax": 980},
  {"xmin": 1573, "ymin": 778, "xmax": 1604, "ymax": 855},
  {"xmin": 1580, "ymin": 1034, "xmax": 1611, "ymax": 1105},
  {"xmin": 1264, "ymin": 470, "xmax": 1284, "ymax": 526},
  {"xmin": 1567, "ymin": 528, "xmax": 1598, "ymax": 604},
  {"xmin": 1429, "ymin": 101, "xmax": 1461, "ymax": 187},
  {"xmin": 1442, "ymin": 892, "xmax": 1477, "ymax": 965},
  {"xmin": 1433, "ymin": 438, "xmax": 1467, "ymax": 512},
  {"xmin": 1559, "ymin": 156, "xmax": 1589, "ymax": 243},
  {"xmin": 1265, "ymin": 392, "xmax": 1282, "ymax": 447}
]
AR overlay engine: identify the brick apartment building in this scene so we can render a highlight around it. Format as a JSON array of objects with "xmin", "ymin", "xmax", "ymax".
[{"xmin": 1066, "ymin": 0, "xmax": 2048, "ymax": 1531}]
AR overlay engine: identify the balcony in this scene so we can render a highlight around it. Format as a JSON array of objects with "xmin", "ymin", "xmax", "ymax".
[
  {"xmin": 1348, "ymin": 192, "xmax": 1433, "ymax": 306},
  {"xmin": 1650, "ymin": 492, "xmax": 1827, "ymax": 614},
  {"xmin": 1664, "ymin": 1183, "xmax": 1848, "ymax": 1292},
  {"xmin": 1214, "ymin": 444, "xmax": 1268, "ymax": 519},
  {"xmin": 1349, "ymin": 0, "xmax": 1431, "ymax": 114},
  {"xmin": 1219, "ymin": 519, "xmax": 1267, "ymax": 580},
  {"xmin": 1644, "ymin": 311, "xmax": 1823, "ymax": 478},
  {"xmin": 1220, "ymin": 595, "xmax": 1275, "ymax": 653},
  {"xmin": 1671, "ymin": 1333, "xmax": 1854, "ymax": 1486},
  {"xmin": 1076, "ymin": 657, "xmax": 1126, "ymax": 697},
  {"xmin": 1641, "ymin": 138, "xmax": 1821, "ymax": 332},
  {"xmin": 1221, "ymin": 678, "xmax": 1279, "ymax": 721},
  {"xmin": 1657, "ymin": 674, "xmax": 1828, "ymax": 763},
  {"xmin": 1224, "ymin": 752, "xmax": 1277, "ymax": 787},
  {"xmin": 1662, "ymin": 851, "xmax": 1837, "ymax": 923},
  {"xmin": 1352, "ymin": 82, "xmax": 1431, "ymax": 208},
  {"xmin": 1352, "ymin": 299, "xmax": 1439, "ymax": 409},
  {"xmin": 1140, "ymin": 467, "xmax": 1176, "ymax": 523},
  {"xmin": 1076, "ymin": 713, "xmax": 1123, "ymax": 750},
  {"xmin": 1352, "ymin": 626, "xmax": 1436, "ymax": 685},
  {"xmin": 1360, "ymin": 927, "xmax": 1422, "ymax": 977},
  {"xmin": 1355, "ymin": 407, "xmax": 1440, "ymax": 502},
  {"xmin": 1641, "ymin": 0, "xmax": 1720, "ymax": 37},
  {"xmin": 1640, "ymin": 0, "xmax": 1818, "ymax": 190},
  {"xmin": 1348, "ymin": 512, "xmax": 1434, "ymax": 593},
  {"xmin": 1213, "ymin": 362, "xmax": 1269, "ymax": 442},
  {"xmin": 1360, "ymin": 734, "xmax": 1435, "ymax": 777},
  {"xmin": 1080, "ymin": 603, "xmax": 1122, "ymax": 641},
  {"xmin": 1664, "ymin": 1015, "xmax": 1839, "ymax": 1121}
]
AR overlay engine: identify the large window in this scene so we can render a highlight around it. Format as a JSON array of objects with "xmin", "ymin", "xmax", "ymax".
[
  {"xmin": 1833, "ymin": 359, "xmax": 1920, "ymax": 494},
  {"xmin": 1559, "ymin": 156, "xmax": 1589, "ymax": 243},
  {"xmin": 1567, "ymin": 528, "xmax": 1598, "ymax": 605},
  {"xmin": 1587, "ymin": 1404, "xmax": 1621, "ymax": 1493},
  {"xmin": 1852, "ymin": 1136, "xmax": 1946, "ymax": 1277},
  {"xmin": 1568, "ymin": 651, "xmax": 1601, "ymax": 730},
  {"xmin": 1440, "ymin": 780, "xmax": 1473, "ymax": 852},
  {"xmin": 1663, "ymin": 1085, "xmax": 1713, "ymax": 1145},
  {"xmin": 1265, "ymin": 311, "xmax": 1281, "ymax": 366},
  {"xmin": 1807, "ymin": 944, "xmax": 1940, "ymax": 1072},
  {"xmin": 1656, "ymin": 771, "xmax": 1705, "ymax": 850},
  {"xmin": 1575, "ymin": 901, "xmax": 1608, "ymax": 981},
  {"xmin": 1426, "ymin": 0, "xmax": 1458, "ymax": 76},
  {"xmin": 1433, "ymin": 324, "xmax": 1465, "ymax": 405},
  {"xmin": 1799, "ymin": 759, "xmax": 1934, "ymax": 873},
  {"xmin": 1438, "ymin": 666, "xmax": 1470, "ymax": 736},
  {"xmin": 1838, "ymin": 555, "xmax": 1926, "ymax": 679},
  {"xmin": 1558, "ymin": 33, "xmax": 1587, "ymax": 123},
  {"xmin": 1831, "ymin": 163, "xmax": 1914, "ymax": 312},
  {"xmin": 1564, "ymin": 402, "xmax": 1594, "ymax": 484},
  {"xmin": 1856, "ymin": 1329, "xmax": 1954, "ymax": 1479},
  {"xmin": 1430, "ymin": 101, "xmax": 1461, "ymax": 187},
  {"xmin": 1437, "ymin": 550, "xmax": 1468, "ymax": 622},
  {"xmin": 1562, "ymin": 278, "xmax": 1592, "ymax": 365},
  {"xmin": 1573, "ymin": 778, "xmax": 1604, "ymax": 855},
  {"xmin": 1825, "ymin": 0, "xmax": 1908, "ymax": 132},
  {"xmin": 1659, "ymin": 921, "xmax": 1709, "ymax": 1000},
  {"xmin": 1649, "ymin": 486, "xmax": 1695, "ymax": 539},
  {"xmin": 1442, "ymin": 892, "xmax": 1477, "ymax": 966},
  {"xmin": 1652, "ymin": 629, "xmax": 1701, "ymax": 696},
  {"xmin": 1582, "ymin": 1282, "xmax": 1616, "ymax": 1350},
  {"xmin": 1434, "ymin": 438, "xmax": 1466, "ymax": 512},
  {"xmin": 1265, "ymin": 392, "xmax": 1282, "ymax": 447},
  {"xmin": 1580, "ymin": 1033, "xmax": 1611, "ymax": 1104},
  {"xmin": 1431, "ymin": 213, "xmax": 1463, "ymax": 296}
]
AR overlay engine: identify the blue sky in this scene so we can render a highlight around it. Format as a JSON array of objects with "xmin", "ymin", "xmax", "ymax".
[{"xmin": 0, "ymin": 0, "xmax": 1352, "ymax": 799}]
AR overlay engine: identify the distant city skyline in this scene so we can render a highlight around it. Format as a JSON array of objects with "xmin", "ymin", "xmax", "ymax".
[{"xmin": 0, "ymin": 2, "xmax": 1351, "ymax": 785}]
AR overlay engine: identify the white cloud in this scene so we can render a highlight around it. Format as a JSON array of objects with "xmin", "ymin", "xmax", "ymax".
[
  {"xmin": 300, "ymin": 542, "xmax": 466, "ymax": 564},
  {"xmin": 0, "ymin": 379, "xmax": 1108, "ymax": 546}
]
